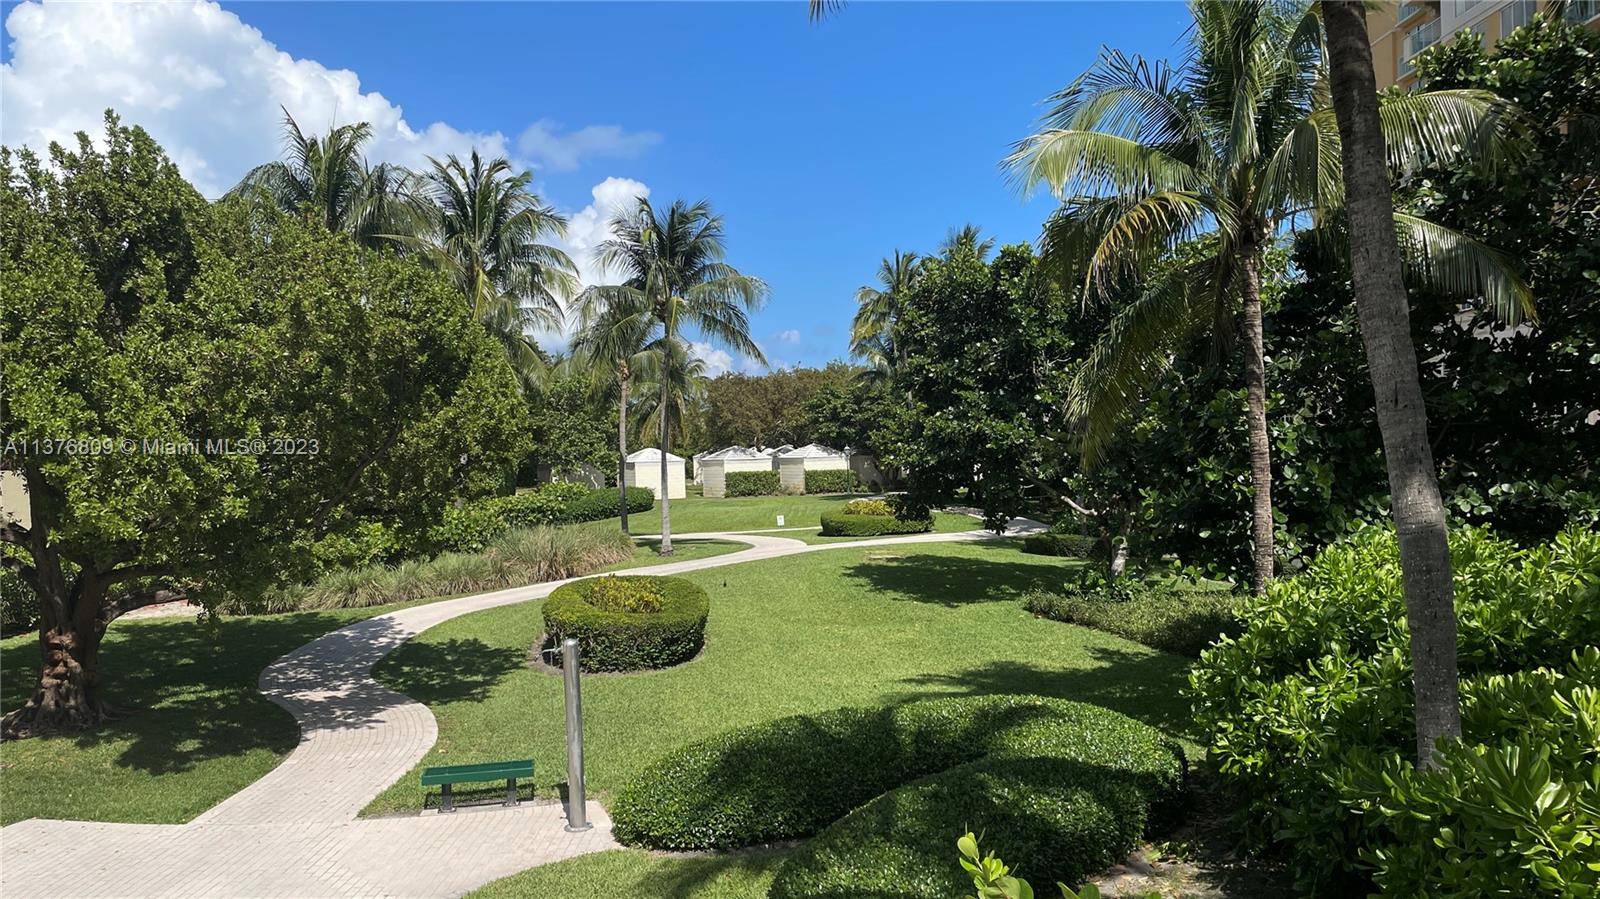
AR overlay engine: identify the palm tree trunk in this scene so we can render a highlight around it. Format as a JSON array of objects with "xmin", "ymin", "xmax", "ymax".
[
  {"xmin": 617, "ymin": 371, "xmax": 630, "ymax": 535},
  {"xmin": 1239, "ymin": 235, "xmax": 1276, "ymax": 595},
  {"xmin": 1325, "ymin": 0, "xmax": 1461, "ymax": 766},
  {"xmin": 658, "ymin": 371, "xmax": 673, "ymax": 556}
]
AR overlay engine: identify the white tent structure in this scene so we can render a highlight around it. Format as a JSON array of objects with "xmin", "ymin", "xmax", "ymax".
[
  {"xmin": 777, "ymin": 443, "xmax": 848, "ymax": 493},
  {"xmin": 698, "ymin": 445, "xmax": 776, "ymax": 498},
  {"xmin": 624, "ymin": 447, "xmax": 687, "ymax": 499}
]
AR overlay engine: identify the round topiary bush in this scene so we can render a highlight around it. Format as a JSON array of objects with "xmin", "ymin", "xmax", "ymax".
[
  {"xmin": 610, "ymin": 695, "xmax": 1184, "ymax": 896},
  {"xmin": 542, "ymin": 575, "xmax": 708, "ymax": 671}
]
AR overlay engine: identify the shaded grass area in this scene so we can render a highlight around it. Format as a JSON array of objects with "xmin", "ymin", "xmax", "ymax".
[
  {"xmin": 589, "ymin": 494, "xmax": 976, "ymax": 540},
  {"xmin": 367, "ymin": 539, "xmax": 1195, "ymax": 816},
  {"xmin": 470, "ymin": 849, "xmax": 784, "ymax": 899},
  {"xmin": 0, "ymin": 606, "xmax": 389, "ymax": 825}
]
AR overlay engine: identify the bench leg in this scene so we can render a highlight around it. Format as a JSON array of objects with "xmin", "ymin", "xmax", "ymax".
[
  {"xmin": 439, "ymin": 782, "xmax": 455, "ymax": 813},
  {"xmin": 505, "ymin": 777, "xmax": 519, "ymax": 807}
]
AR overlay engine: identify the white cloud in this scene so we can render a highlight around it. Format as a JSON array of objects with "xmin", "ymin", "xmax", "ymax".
[
  {"xmin": 517, "ymin": 120, "xmax": 661, "ymax": 172},
  {"xmin": 530, "ymin": 176, "xmax": 653, "ymax": 354},
  {"xmin": 690, "ymin": 342, "xmax": 734, "ymax": 377},
  {"xmin": 777, "ymin": 329, "xmax": 801, "ymax": 345},
  {"xmin": 0, "ymin": 0, "xmax": 658, "ymax": 197}
]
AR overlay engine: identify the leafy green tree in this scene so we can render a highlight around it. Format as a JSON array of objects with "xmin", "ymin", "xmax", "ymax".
[
  {"xmin": 702, "ymin": 363, "xmax": 857, "ymax": 449},
  {"xmin": 402, "ymin": 151, "xmax": 578, "ymax": 390},
  {"xmin": 521, "ymin": 364, "xmax": 619, "ymax": 487},
  {"xmin": 850, "ymin": 251, "xmax": 923, "ymax": 382},
  {"xmin": 585, "ymin": 198, "xmax": 767, "ymax": 554},
  {"xmin": 1007, "ymin": 0, "xmax": 1524, "ymax": 592},
  {"xmin": 227, "ymin": 109, "xmax": 410, "ymax": 249},
  {"xmin": 632, "ymin": 341, "xmax": 711, "ymax": 451},
  {"xmin": 805, "ymin": 374, "xmax": 897, "ymax": 457},
  {"xmin": 0, "ymin": 115, "xmax": 527, "ymax": 737}
]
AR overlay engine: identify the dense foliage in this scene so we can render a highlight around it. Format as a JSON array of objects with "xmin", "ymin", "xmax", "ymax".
[
  {"xmin": 701, "ymin": 363, "xmax": 857, "ymax": 449},
  {"xmin": 431, "ymin": 484, "xmax": 653, "ymax": 553},
  {"xmin": 541, "ymin": 575, "xmax": 708, "ymax": 672},
  {"xmin": 842, "ymin": 499, "xmax": 894, "ymax": 517},
  {"xmin": 519, "ymin": 371, "xmax": 618, "ymax": 488},
  {"xmin": 1020, "ymin": 533, "xmax": 1100, "ymax": 559},
  {"xmin": 803, "ymin": 469, "xmax": 855, "ymax": 493},
  {"xmin": 1023, "ymin": 580, "xmax": 1238, "ymax": 658},
  {"xmin": 819, "ymin": 510, "xmax": 933, "ymax": 537},
  {"xmin": 1190, "ymin": 525, "xmax": 1600, "ymax": 894},
  {"xmin": 724, "ymin": 470, "xmax": 781, "ymax": 497}
]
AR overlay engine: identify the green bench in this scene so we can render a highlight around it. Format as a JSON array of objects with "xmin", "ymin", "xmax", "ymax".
[{"xmin": 420, "ymin": 759, "xmax": 533, "ymax": 813}]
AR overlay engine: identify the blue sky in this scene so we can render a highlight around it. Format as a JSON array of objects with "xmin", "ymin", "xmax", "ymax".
[{"xmin": 2, "ymin": 1, "xmax": 1193, "ymax": 371}]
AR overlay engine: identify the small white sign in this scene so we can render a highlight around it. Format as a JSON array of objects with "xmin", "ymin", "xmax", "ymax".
[{"xmin": 776, "ymin": 515, "xmax": 786, "ymax": 527}]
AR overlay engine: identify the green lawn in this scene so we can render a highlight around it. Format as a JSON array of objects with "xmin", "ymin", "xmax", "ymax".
[
  {"xmin": 0, "ymin": 605, "xmax": 391, "ymax": 825},
  {"xmin": 604, "ymin": 538, "xmax": 748, "ymax": 569},
  {"xmin": 595, "ymin": 493, "xmax": 977, "ymax": 538},
  {"xmin": 366, "ymin": 538, "xmax": 1194, "ymax": 818},
  {"xmin": 472, "ymin": 849, "xmax": 783, "ymax": 899}
]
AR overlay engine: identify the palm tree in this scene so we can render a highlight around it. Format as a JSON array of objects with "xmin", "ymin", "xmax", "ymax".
[
  {"xmin": 228, "ymin": 108, "xmax": 408, "ymax": 248},
  {"xmin": 938, "ymin": 223, "xmax": 995, "ymax": 262},
  {"xmin": 633, "ymin": 341, "xmax": 710, "ymax": 449},
  {"xmin": 402, "ymin": 151, "xmax": 579, "ymax": 390},
  {"xmin": 573, "ymin": 294, "xmax": 656, "ymax": 534},
  {"xmin": 588, "ymin": 198, "xmax": 768, "ymax": 555},
  {"xmin": 1006, "ymin": 0, "xmax": 1526, "ymax": 593},
  {"xmin": 850, "ymin": 250, "xmax": 923, "ymax": 381},
  {"xmin": 1323, "ymin": 0, "xmax": 1461, "ymax": 763}
]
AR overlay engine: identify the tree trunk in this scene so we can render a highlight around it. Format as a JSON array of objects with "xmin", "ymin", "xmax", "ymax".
[
  {"xmin": 2, "ymin": 564, "xmax": 113, "ymax": 740},
  {"xmin": 658, "ymin": 371, "xmax": 673, "ymax": 556},
  {"xmin": 1325, "ymin": 0, "xmax": 1461, "ymax": 766},
  {"xmin": 617, "ymin": 370, "xmax": 630, "ymax": 535},
  {"xmin": 1239, "ymin": 236, "xmax": 1276, "ymax": 595}
]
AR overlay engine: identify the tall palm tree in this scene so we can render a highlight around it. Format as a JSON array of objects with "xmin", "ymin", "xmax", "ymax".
[
  {"xmin": 228, "ymin": 109, "xmax": 407, "ymax": 248},
  {"xmin": 588, "ymin": 198, "xmax": 768, "ymax": 555},
  {"xmin": 850, "ymin": 250, "xmax": 923, "ymax": 381},
  {"xmin": 572, "ymin": 294, "xmax": 655, "ymax": 533},
  {"xmin": 402, "ymin": 151, "xmax": 578, "ymax": 390},
  {"xmin": 633, "ymin": 341, "xmax": 710, "ymax": 449},
  {"xmin": 1323, "ymin": 0, "xmax": 1462, "ymax": 763},
  {"xmin": 1006, "ymin": 0, "xmax": 1526, "ymax": 593}
]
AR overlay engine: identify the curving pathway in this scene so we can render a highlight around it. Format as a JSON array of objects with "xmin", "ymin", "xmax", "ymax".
[{"xmin": 0, "ymin": 521, "xmax": 1043, "ymax": 898}]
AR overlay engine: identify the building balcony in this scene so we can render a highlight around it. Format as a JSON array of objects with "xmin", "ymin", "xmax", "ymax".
[
  {"xmin": 1567, "ymin": 0, "xmax": 1600, "ymax": 23},
  {"xmin": 1398, "ymin": 1, "xmax": 1435, "ymax": 23},
  {"xmin": 1405, "ymin": 17, "xmax": 1442, "ymax": 57}
]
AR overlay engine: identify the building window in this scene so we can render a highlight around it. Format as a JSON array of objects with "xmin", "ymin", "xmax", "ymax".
[
  {"xmin": 1405, "ymin": 17, "xmax": 1442, "ymax": 57},
  {"xmin": 1567, "ymin": 0, "xmax": 1600, "ymax": 22},
  {"xmin": 1502, "ymin": 0, "xmax": 1536, "ymax": 31}
]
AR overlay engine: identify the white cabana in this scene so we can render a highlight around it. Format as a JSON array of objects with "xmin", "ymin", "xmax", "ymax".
[
  {"xmin": 698, "ymin": 445, "xmax": 776, "ymax": 498},
  {"xmin": 777, "ymin": 443, "xmax": 848, "ymax": 493},
  {"xmin": 624, "ymin": 447, "xmax": 687, "ymax": 499}
]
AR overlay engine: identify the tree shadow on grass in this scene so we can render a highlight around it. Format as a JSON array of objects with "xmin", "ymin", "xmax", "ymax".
[
  {"xmin": 370, "ymin": 637, "xmax": 522, "ymax": 706},
  {"xmin": 1, "ymin": 612, "xmax": 520, "ymax": 777},
  {"xmin": 840, "ymin": 549, "xmax": 1084, "ymax": 608},
  {"xmin": 890, "ymin": 647, "xmax": 1196, "ymax": 739}
]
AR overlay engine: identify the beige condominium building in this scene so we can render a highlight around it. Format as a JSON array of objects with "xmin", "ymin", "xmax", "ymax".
[{"xmin": 1369, "ymin": 0, "xmax": 1600, "ymax": 90}]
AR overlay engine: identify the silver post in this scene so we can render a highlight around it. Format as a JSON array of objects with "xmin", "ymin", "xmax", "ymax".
[{"xmin": 561, "ymin": 638, "xmax": 591, "ymax": 832}]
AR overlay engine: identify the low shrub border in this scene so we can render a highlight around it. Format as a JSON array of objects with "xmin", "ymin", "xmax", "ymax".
[
  {"xmin": 724, "ymin": 470, "xmax": 781, "ymax": 497},
  {"xmin": 803, "ymin": 469, "xmax": 855, "ymax": 493},
  {"xmin": 611, "ymin": 694, "xmax": 1184, "ymax": 897},
  {"xmin": 432, "ymin": 484, "xmax": 654, "ymax": 553},
  {"xmin": 819, "ymin": 511, "xmax": 933, "ymax": 537},
  {"xmin": 542, "ymin": 575, "xmax": 709, "ymax": 672},
  {"xmin": 1020, "ymin": 532, "xmax": 1100, "ymax": 558},
  {"xmin": 1023, "ymin": 583, "xmax": 1238, "ymax": 658}
]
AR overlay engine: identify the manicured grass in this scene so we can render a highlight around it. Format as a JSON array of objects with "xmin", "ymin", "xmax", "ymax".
[
  {"xmin": 471, "ymin": 849, "xmax": 782, "ymax": 899},
  {"xmin": 604, "ymin": 538, "xmax": 748, "ymax": 569},
  {"xmin": 0, "ymin": 606, "xmax": 390, "ymax": 825},
  {"xmin": 366, "ymin": 538, "xmax": 1195, "ymax": 816},
  {"xmin": 590, "ymin": 494, "xmax": 874, "ymax": 535}
]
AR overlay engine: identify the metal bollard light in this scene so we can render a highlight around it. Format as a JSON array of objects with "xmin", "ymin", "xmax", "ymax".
[{"xmin": 561, "ymin": 638, "xmax": 592, "ymax": 832}]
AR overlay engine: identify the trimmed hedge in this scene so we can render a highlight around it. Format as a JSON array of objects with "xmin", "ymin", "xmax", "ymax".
[
  {"xmin": 725, "ymin": 470, "xmax": 781, "ymax": 497},
  {"xmin": 542, "ymin": 575, "xmax": 708, "ymax": 671},
  {"xmin": 1021, "ymin": 532, "xmax": 1100, "ymax": 558},
  {"xmin": 803, "ymin": 469, "xmax": 855, "ymax": 494},
  {"xmin": 611, "ymin": 695, "xmax": 1184, "ymax": 897},
  {"xmin": 432, "ymin": 484, "xmax": 653, "ymax": 553},
  {"xmin": 819, "ymin": 511, "xmax": 933, "ymax": 537},
  {"xmin": 1023, "ymin": 583, "xmax": 1239, "ymax": 657}
]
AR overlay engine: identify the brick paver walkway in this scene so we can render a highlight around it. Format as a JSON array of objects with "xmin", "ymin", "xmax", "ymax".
[{"xmin": 0, "ymin": 522, "xmax": 1041, "ymax": 898}]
